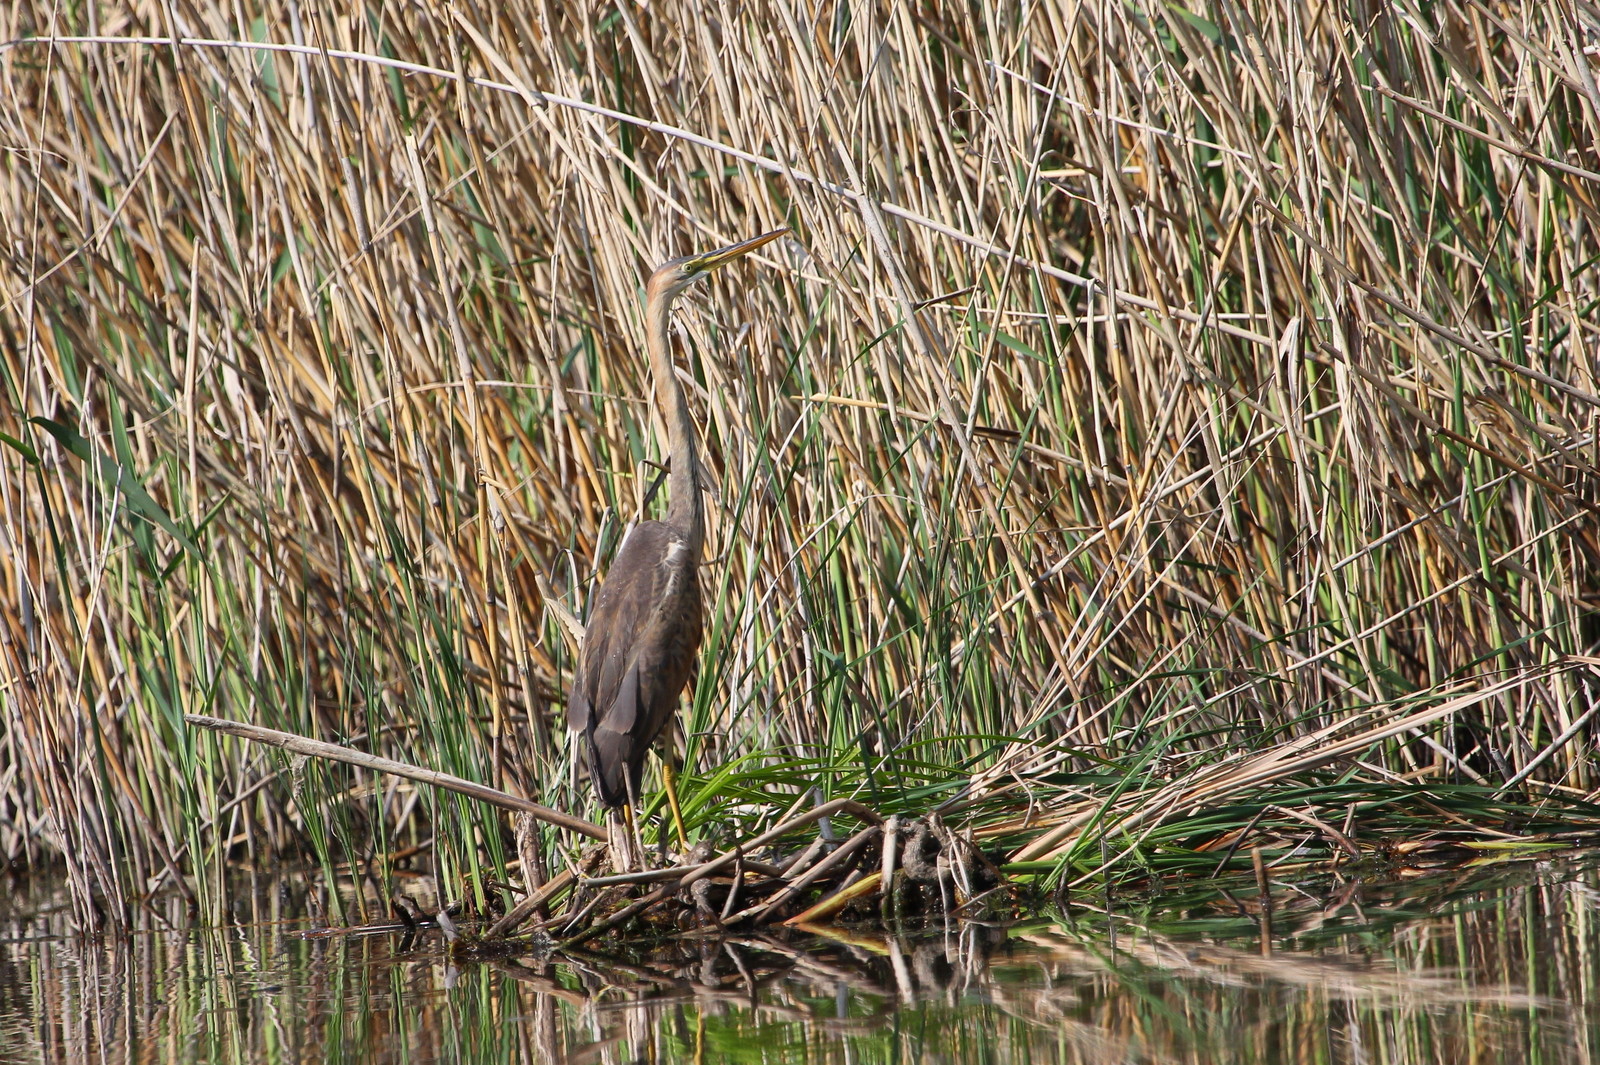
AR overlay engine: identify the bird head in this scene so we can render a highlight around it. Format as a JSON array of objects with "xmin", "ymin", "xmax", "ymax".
[{"xmin": 646, "ymin": 228, "xmax": 787, "ymax": 302}]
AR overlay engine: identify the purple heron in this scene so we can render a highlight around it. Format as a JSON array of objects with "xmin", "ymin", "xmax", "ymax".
[{"xmin": 567, "ymin": 228, "xmax": 786, "ymax": 850}]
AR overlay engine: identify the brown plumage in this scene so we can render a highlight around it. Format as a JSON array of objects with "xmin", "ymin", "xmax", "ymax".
[
  {"xmin": 568, "ymin": 229, "xmax": 785, "ymax": 809},
  {"xmin": 567, "ymin": 521, "xmax": 702, "ymax": 805}
]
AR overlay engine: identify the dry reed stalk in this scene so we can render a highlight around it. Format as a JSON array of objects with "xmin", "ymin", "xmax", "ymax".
[{"xmin": 183, "ymin": 714, "xmax": 606, "ymax": 838}]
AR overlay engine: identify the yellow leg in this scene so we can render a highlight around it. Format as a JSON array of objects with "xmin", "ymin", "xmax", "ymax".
[
  {"xmin": 662, "ymin": 759, "xmax": 690, "ymax": 851},
  {"xmin": 625, "ymin": 802, "xmax": 647, "ymax": 867}
]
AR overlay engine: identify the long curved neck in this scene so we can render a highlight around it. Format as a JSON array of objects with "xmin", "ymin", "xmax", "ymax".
[{"xmin": 644, "ymin": 279, "xmax": 704, "ymax": 560}]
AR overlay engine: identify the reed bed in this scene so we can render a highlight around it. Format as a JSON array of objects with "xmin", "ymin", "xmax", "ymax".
[{"xmin": 1, "ymin": 0, "xmax": 1598, "ymax": 931}]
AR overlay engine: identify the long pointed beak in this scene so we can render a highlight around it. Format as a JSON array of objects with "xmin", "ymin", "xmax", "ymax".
[{"xmin": 688, "ymin": 228, "xmax": 788, "ymax": 273}]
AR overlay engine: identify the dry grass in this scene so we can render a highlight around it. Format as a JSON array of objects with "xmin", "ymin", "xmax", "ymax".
[{"xmin": 2, "ymin": 1, "xmax": 1598, "ymax": 928}]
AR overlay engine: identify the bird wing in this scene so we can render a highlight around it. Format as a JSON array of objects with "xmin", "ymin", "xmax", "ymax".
[
  {"xmin": 573, "ymin": 523, "xmax": 671, "ymax": 734},
  {"xmin": 568, "ymin": 522, "xmax": 702, "ymax": 805},
  {"xmin": 590, "ymin": 661, "xmax": 643, "ymax": 803}
]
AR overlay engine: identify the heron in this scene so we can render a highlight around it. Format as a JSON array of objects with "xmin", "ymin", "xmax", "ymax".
[{"xmin": 567, "ymin": 227, "xmax": 786, "ymax": 865}]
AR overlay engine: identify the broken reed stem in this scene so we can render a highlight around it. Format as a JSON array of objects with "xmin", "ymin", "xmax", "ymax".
[
  {"xmin": 184, "ymin": 714, "xmax": 607, "ymax": 840},
  {"xmin": 1253, "ymin": 847, "xmax": 1273, "ymax": 954},
  {"xmin": 880, "ymin": 815, "xmax": 900, "ymax": 924},
  {"xmin": 753, "ymin": 825, "xmax": 879, "ymax": 923}
]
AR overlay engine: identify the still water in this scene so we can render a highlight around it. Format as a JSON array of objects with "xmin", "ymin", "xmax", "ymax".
[{"xmin": 3, "ymin": 859, "xmax": 1598, "ymax": 1063}]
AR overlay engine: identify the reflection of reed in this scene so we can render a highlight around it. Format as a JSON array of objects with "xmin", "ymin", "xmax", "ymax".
[
  {"xmin": 1015, "ymin": 929, "xmax": 1547, "ymax": 1010},
  {"xmin": 4, "ymin": 865, "xmax": 1597, "ymax": 1063}
]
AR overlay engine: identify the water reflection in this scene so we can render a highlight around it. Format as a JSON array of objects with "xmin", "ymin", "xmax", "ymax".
[{"xmin": 2, "ymin": 859, "xmax": 1598, "ymax": 1063}]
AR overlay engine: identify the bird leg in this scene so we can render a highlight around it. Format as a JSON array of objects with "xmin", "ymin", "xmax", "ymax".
[
  {"xmin": 628, "ymin": 802, "xmax": 649, "ymax": 872},
  {"xmin": 661, "ymin": 758, "xmax": 690, "ymax": 852}
]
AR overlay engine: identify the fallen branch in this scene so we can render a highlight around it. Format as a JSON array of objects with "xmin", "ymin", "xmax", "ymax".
[{"xmin": 184, "ymin": 714, "xmax": 607, "ymax": 840}]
